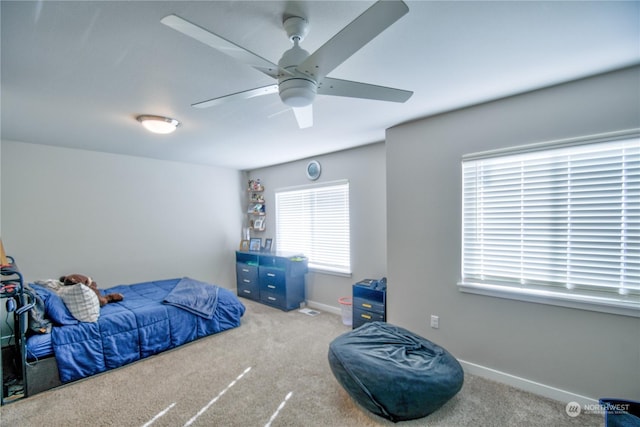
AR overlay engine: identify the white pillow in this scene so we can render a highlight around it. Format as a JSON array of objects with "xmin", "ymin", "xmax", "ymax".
[{"xmin": 57, "ymin": 284, "xmax": 100, "ymax": 322}]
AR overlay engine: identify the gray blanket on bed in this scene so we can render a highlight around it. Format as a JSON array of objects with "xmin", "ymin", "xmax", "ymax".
[{"xmin": 162, "ymin": 277, "xmax": 219, "ymax": 319}]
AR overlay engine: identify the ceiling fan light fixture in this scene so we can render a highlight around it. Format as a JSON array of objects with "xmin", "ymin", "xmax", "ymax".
[
  {"xmin": 279, "ymin": 78, "xmax": 317, "ymax": 107},
  {"xmin": 136, "ymin": 115, "xmax": 180, "ymax": 134},
  {"xmin": 161, "ymin": 0, "xmax": 412, "ymax": 129}
]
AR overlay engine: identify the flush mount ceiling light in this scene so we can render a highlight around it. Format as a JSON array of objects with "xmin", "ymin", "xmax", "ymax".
[{"xmin": 136, "ymin": 115, "xmax": 180, "ymax": 134}]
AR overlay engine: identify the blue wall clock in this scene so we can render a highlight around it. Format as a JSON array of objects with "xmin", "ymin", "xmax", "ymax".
[{"xmin": 306, "ymin": 160, "xmax": 321, "ymax": 180}]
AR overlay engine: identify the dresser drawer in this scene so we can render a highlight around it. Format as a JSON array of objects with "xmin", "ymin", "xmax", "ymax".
[
  {"xmin": 237, "ymin": 281, "xmax": 259, "ymax": 299},
  {"xmin": 260, "ymin": 281, "xmax": 285, "ymax": 295},
  {"xmin": 237, "ymin": 263, "xmax": 258, "ymax": 281},
  {"xmin": 353, "ymin": 307, "xmax": 385, "ymax": 328},
  {"xmin": 236, "ymin": 263, "xmax": 259, "ymax": 300},
  {"xmin": 259, "ymin": 268, "xmax": 285, "ymax": 293},
  {"xmin": 260, "ymin": 291, "xmax": 285, "ymax": 309},
  {"xmin": 353, "ymin": 296, "xmax": 385, "ymax": 315}
]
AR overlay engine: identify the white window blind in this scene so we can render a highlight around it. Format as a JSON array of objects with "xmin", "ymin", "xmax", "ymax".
[
  {"xmin": 461, "ymin": 134, "xmax": 639, "ymax": 313},
  {"xmin": 276, "ymin": 181, "xmax": 351, "ymax": 274}
]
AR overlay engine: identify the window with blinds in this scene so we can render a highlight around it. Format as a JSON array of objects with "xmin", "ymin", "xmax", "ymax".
[
  {"xmin": 275, "ymin": 180, "xmax": 351, "ymax": 275},
  {"xmin": 460, "ymin": 132, "xmax": 639, "ymax": 315}
]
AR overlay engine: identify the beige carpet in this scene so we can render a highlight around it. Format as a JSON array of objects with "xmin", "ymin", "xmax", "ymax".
[{"xmin": 1, "ymin": 298, "xmax": 602, "ymax": 426}]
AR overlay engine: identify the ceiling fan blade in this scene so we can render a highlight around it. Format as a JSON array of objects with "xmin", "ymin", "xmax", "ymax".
[
  {"xmin": 192, "ymin": 84, "xmax": 279, "ymax": 109},
  {"xmin": 318, "ymin": 77, "xmax": 412, "ymax": 103},
  {"xmin": 296, "ymin": 0, "xmax": 409, "ymax": 81},
  {"xmin": 161, "ymin": 15, "xmax": 290, "ymax": 79},
  {"xmin": 267, "ymin": 107, "xmax": 292, "ymax": 119},
  {"xmin": 292, "ymin": 105, "xmax": 313, "ymax": 129}
]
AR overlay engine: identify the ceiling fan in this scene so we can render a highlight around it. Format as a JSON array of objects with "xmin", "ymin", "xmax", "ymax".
[{"xmin": 161, "ymin": 0, "xmax": 413, "ymax": 129}]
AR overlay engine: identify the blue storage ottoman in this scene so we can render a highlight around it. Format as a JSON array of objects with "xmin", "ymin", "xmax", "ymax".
[{"xmin": 328, "ymin": 321, "xmax": 463, "ymax": 422}]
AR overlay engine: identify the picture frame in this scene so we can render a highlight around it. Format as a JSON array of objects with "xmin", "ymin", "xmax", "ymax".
[
  {"xmin": 239, "ymin": 240, "xmax": 249, "ymax": 251},
  {"xmin": 263, "ymin": 238, "xmax": 273, "ymax": 252},
  {"xmin": 253, "ymin": 217, "xmax": 264, "ymax": 231},
  {"xmin": 249, "ymin": 237, "xmax": 262, "ymax": 252}
]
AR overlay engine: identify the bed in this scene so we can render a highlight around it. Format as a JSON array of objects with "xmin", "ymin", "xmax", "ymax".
[{"xmin": 23, "ymin": 277, "xmax": 245, "ymax": 393}]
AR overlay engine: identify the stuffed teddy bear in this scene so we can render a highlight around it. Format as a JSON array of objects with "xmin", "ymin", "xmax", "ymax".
[{"xmin": 59, "ymin": 274, "xmax": 124, "ymax": 307}]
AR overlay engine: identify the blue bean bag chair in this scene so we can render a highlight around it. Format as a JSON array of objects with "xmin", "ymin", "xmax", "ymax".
[{"xmin": 328, "ymin": 322, "xmax": 464, "ymax": 422}]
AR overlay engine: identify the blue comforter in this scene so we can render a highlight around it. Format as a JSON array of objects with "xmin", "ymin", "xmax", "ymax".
[{"xmin": 51, "ymin": 278, "xmax": 245, "ymax": 383}]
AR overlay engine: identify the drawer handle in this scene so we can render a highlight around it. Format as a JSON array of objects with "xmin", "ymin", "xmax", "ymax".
[
  {"xmin": 242, "ymin": 268, "xmax": 249, "ymax": 272},
  {"xmin": 267, "ymin": 285, "xmax": 276, "ymax": 289},
  {"xmin": 361, "ymin": 314, "xmax": 372, "ymax": 319},
  {"xmin": 242, "ymin": 290, "xmax": 251, "ymax": 294},
  {"xmin": 267, "ymin": 273, "xmax": 276, "ymax": 277},
  {"xmin": 243, "ymin": 279, "xmax": 251, "ymax": 283},
  {"xmin": 268, "ymin": 296, "xmax": 277, "ymax": 301},
  {"xmin": 361, "ymin": 303, "xmax": 372, "ymax": 309}
]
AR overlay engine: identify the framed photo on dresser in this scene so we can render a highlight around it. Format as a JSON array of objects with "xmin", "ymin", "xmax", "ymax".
[{"xmin": 249, "ymin": 238, "xmax": 262, "ymax": 252}]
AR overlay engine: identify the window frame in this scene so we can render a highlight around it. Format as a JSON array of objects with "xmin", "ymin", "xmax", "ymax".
[
  {"xmin": 458, "ymin": 129, "xmax": 640, "ymax": 317},
  {"xmin": 275, "ymin": 180, "xmax": 351, "ymax": 276}
]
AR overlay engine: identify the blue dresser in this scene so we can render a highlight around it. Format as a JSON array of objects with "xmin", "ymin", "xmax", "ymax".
[{"xmin": 236, "ymin": 251, "xmax": 308, "ymax": 311}]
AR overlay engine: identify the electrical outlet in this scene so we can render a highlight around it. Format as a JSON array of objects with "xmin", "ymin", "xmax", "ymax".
[{"xmin": 430, "ymin": 315, "xmax": 439, "ymax": 329}]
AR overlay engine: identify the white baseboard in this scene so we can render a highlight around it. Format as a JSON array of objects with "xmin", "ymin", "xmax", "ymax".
[
  {"xmin": 306, "ymin": 300, "xmax": 341, "ymax": 316},
  {"xmin": 459, "ymin": 360, "xmax": 599, "ymax": 407}
]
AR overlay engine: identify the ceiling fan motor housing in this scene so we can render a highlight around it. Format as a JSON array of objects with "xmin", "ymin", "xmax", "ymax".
[
  {"xmin": 278, "ymin": 42, "xmax": 317, "ymax": 107},
  {"xmin": 283, "ymin": 16, "xmax": 309, "ymax": 42}
]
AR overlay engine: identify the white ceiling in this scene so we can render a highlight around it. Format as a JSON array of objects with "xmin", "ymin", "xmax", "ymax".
[{"xmin": 2, "ymin": 1, "xmax": 639, "ymax": 170}]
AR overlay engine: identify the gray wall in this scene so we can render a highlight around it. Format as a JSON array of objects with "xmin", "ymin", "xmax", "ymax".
[
  {"xmin": 247, "ymin": 142, "xmax": 387, "ymax": 312},
  {"xmin": 386, "ymin": 66, "xmax": 640, "ymax": 401},
  {"xmin": 0, "ymin": 139, "xmax": 2, "ymax": 237},
  {"xmin": 1, "ymin": 140, "xmax": 244, "ymax": 289}
]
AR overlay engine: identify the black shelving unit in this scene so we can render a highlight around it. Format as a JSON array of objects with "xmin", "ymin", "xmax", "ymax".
[{"xmin": 1, "ymin": 256, "xmax": 32, "ymax": 404}]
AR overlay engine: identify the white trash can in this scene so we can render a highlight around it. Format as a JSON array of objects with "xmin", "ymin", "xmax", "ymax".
[{"xmin": 338, "ymin": 297, "xmax": 353, "ymax": 326}]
